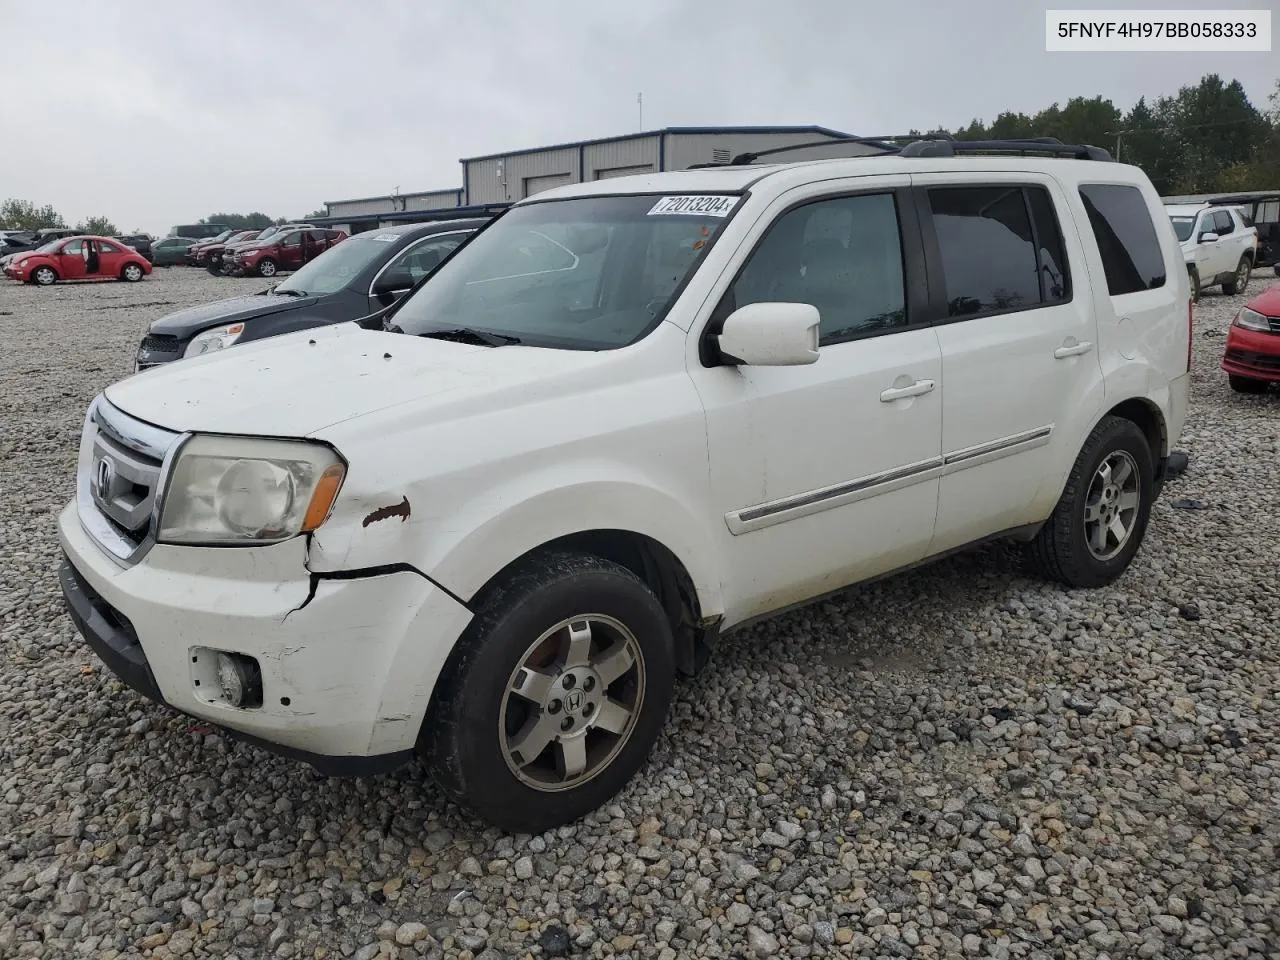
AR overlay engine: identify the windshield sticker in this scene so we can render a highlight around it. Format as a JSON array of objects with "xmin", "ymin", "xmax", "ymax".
[{"xmin": 647, "ymin": 195, "xmax": 738, "ymax": 218}]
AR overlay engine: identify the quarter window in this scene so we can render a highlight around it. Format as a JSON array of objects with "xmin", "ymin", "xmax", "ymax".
[
  {"xmin": 927, "ymin": 185, "xmax": 1070, "ymax": 318},
  {"xmin": 1078, "ymin": 183, "xmax": 1167, "ymax": 295},
  {"xmin": 729, "ymin": 193, "xmax": 907, "ymax": 343}
]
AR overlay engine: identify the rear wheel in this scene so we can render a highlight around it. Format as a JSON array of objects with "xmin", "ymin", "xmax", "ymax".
[
  {"xmin": 1029, "ymin": 416, "xmax": 1154, "ymax": 589},
  {"xmin": 121, "ymin": 263, "xmax": 144, "ymax": 282},
  {"xmin": 1222, "ymin": 256, "xmax": 1251, "ymax": 296},
  {"xmin": 32, "ymin": 266, "xmax": 57, "ymax": 286},
  {"xmin": 423, "ymin": 553, "xmax": 676, "ymax": 833},
  {"xmin": 1229, "ymin": 374, "xmax": 1270, "ymax": 394},
  {"xmin": 257, "ymin": 258, "xmax": 277, "ymax": 278}
]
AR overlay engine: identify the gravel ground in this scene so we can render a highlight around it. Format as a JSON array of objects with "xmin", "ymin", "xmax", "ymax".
[{"xmin": 1, "ymin": 267, "xmax": 1277, "ymax": 960}]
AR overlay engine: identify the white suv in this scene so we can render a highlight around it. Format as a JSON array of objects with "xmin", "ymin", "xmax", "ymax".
[
  {"xmin": 1166, "ymin": 201, "xmax": 1257, "ymax": 300},
  {"xmin": 59, "ymin": 140, "xmax": 1191, "ymax": 832}
]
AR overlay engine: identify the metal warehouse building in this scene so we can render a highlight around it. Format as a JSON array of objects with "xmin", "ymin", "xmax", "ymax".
[{"xmin": 318, "ymin": 125, "xmax": 874, "ymax": 234}]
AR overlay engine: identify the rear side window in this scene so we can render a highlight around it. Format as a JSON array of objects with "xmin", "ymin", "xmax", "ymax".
[
  {"xmin": 1078, "ymin": 184, "xmax": 1167, "ymax": 295},
  {"xmin": 1212, "ymin": 210, "xmax": 1234, "ymax": 235},
  {"xmin": 927, "ymin": 184, "xmax": 1071, "ymax": 318}
]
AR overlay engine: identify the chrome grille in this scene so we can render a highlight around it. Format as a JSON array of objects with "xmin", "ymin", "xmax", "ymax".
[{"xmin": 77, "ymin": 396, "xmax": 182, "ymax": 565}]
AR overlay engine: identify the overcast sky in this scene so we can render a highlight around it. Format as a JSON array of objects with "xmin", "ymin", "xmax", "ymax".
[{"xmin": 0, "ymin": 0, "xmax": 1273, "ymax": 235}]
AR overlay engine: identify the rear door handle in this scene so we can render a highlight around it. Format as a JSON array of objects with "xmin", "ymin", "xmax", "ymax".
[
  {"xmin": 880, "ymin": 379, "xmax": 935, "ymax": 402},
  {"xmin": 1054, "ymin": 340, "xmax": 1093, "ymax": 359}
]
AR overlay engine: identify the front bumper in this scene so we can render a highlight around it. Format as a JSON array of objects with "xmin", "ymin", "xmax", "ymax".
[
  {"xmin": 1222, "ymin": 325, "xmax": 1280, "ymax": 382},
  {"xmin": 57, "ymin": 501, "xmax": 474, "ymax": 771}
]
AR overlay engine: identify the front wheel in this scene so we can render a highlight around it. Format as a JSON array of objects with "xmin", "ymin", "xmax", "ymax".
[
  {"xmin": 257, "ymin": 258, "xmax": 277, "ymax": 278},
  {"xmin": 1188, "ymin": 266, "xmax": 1200, "ymax": 303},
  {"xmin": 423, "ymin": 553, "xmax": 676, "ymax": 834},
  {"xmin": 121, "ymin": 263, "xmax": 144, "ymax": 282},
  {"xmin": 32, "ymin": 266, "xmax": 57, "ymax": 286},
  {"xmin": 1222, "ymin": 256, "xmax": 1251, "ymax": 296},
  {"xmin": 1028, "ymin": 416, "xmax": 1154, "ymax": 589},
  {"xmin": 1229, "ymin": 374, "xmax": 1270, "ymax": 394},
  {"xmin": 205, "ymin": 258, "xmax": 223, "ymax": 276}
]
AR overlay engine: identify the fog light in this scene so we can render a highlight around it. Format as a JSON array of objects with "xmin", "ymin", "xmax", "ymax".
[{"xmin": 213, "ymin": 652, "xmax": 263, "ymax": 708}]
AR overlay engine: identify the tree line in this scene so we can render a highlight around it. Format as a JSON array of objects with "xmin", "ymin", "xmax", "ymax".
[{"xmin": 914, "ymin": 74, "xmax": 1279, "ymax": 195}]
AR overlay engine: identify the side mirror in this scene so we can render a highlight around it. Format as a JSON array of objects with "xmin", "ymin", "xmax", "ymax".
[
  {"xmin": 716, "ymin": 302, "xmax": 820, "ymax": 366},
  {"xmin": 1198, "ymin": 231, "xmax": 1219, "ymax": 243}
]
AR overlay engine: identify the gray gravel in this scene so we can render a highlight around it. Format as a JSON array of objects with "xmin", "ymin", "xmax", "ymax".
[{"xmin": 1, "ymin": 267, "xmax": 1278, "ymax": 959}]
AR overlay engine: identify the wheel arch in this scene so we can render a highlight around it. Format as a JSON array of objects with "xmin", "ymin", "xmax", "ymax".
[{"xmin": 1105, "ymin": 395, "xmax": 1167, "ymax": 461}]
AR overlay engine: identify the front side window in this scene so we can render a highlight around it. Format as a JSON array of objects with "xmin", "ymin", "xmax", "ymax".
[
  {"xmin": 928, "ymin": 186, "xmax": 1051, "ymax": 317},
  {"xmin": 384, "ymin": 233, "xmax": 469, "ymax": 285},
  {"xmin": 279, "ymin": 232, "xmax": 301, "ymax": 248},
  {"xmin": 1078, "ymin": 183, "xmax": 1167, "ymax": 295},
  {"xmin": 728, "ymin": 192, "xmax": 906, "ymax": 343},
  {"xmin": 391, "ymin": 194, "xmax": 739, "ymax": 350},
  {"xmin": 61, "ymin": 240, "xmax": 84, "ymax": 256}
]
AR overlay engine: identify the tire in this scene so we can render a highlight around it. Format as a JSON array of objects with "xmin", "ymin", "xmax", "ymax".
[
  {"xmin": 1028, "ymin": 416, "xmax": 1154, "ymax": 589},
  {"xmin": 1228, "ymin": 374, "xmax": 1270, "ymax": 394},
  {"xmin": 1221, "ymin": 256, "xmax": 1251, "ymax": 296},
  {"xmin": 32, "ymin": 266, "xmax": 57, "ymax": 286},
  {"xmin": 423, "ymin": 553, "xmax": 676, "ymax": 833},
  {"xmin": 1187, "ymin": 266, "xmax": 1200, "ymax": 303},
  {"xmin": 120, "ymin": 263, "xmax": 144, "ymax": 282},
  {"xmin": 257, "ymin": 258, "xmax": 277, "ymax": 278},
  {"xmin": 206, "ymin": 258, "xmax": 223, "ymax": 276}
]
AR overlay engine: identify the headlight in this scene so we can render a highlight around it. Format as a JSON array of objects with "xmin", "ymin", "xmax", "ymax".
[
  {"xmin": 1234, "ymin": 307, "xmax": 1271, "ymax": 332},
  {"xmin": 158, "ymin": 435, "xmax": 346, "ymax": 545},
  {"xmin": 18, "ymin": 259, "xmax": 30, "ymax": 268},
  {"xmin": 185, "ymin": 323, "xmax": 246, "ymax": 357}
]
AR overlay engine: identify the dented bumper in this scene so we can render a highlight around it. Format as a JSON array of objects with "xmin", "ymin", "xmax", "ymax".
[{"xmin": 56, "ymin": 502, "xmax": 473, "ymax": 767}]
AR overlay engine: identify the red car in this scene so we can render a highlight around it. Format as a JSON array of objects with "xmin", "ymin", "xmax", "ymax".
[
  {"xmin": 3, "ymin": 235, "xmax": 152, "ymax": 286},
  {"xmin": 228, "ymin": 227, "xmax": 347, "ymax": 277},
  {"xmin": 1221, "ymin": 282, "xmax": 1280, "ymax": 393}
]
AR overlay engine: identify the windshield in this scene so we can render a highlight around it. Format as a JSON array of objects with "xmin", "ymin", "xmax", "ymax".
[
  {"xmin": 1170, "ymin": 216, "xmax": 1196, "ymax": 242},
  {"xmin": 275, "ymin": 234, "xmax": 394, "ymax": 295},
  {"xmin": 390, "ymin": 194, "xmax": 740, "ymax": 349},
  {"xmin": 33, "ymin": 239, "xmax": 64, "ymax": 254}
]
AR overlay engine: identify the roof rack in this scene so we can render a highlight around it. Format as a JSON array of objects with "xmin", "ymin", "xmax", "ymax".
[
  {"xmin": 898, "ymin": 137, "xmax": 1113, "ymax": 161},
  {"xmin": 685, "ymin": 134, "xmax": 1112, "ymax": 169}
]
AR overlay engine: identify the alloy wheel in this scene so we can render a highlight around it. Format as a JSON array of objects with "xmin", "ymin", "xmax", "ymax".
[{"xmin": 1083, "ymin": 451, "xmax": 1141, "ymax": 561}]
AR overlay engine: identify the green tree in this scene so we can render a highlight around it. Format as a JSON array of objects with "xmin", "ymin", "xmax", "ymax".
[
  {"xmin": 201, "ymin": 212, "xmax": 276, "ymax": 230},
  {"xmin": 305, "ymin": 207, "xmax": 328, "ymax": 220},
  {"xmin": 76, "ymin": 216, "xmax": 118, "ymax": 236},
  {"xmin": 0, "ymin": 198, "xmax": 66, "ymax": 230},
  {"xmin": 1167, "ymin": 74, "xmax": 1269, "ymax": 192}
]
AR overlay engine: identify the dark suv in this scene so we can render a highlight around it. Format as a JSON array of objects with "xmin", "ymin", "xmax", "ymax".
[
  {"xmin": 136, "ymin": 218, "xmax": 488, "ymax": 369},
  {"xmin": 114, "ymin": 235, "xmax": 154, "ymax": 261}
]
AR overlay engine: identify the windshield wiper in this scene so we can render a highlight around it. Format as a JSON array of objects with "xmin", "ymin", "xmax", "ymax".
[
  {"xmin": 418, "ymin": 327, "xmax": 521, "ymax": 347},
  {"xmin": 272, "ymin": 287, "xmax": 308, "ymax": 297}
]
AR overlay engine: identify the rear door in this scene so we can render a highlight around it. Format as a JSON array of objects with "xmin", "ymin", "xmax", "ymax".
[
  {"xmin": 913, "ymin": 173, "xmax": 1105, "ymax": 554},
  {"xmin": 96, "ymin": 239, "xmax": 127, "ymax": 277}
]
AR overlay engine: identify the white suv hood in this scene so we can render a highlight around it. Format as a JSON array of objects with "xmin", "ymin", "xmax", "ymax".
[{"xmin": 104, "ymin": 322, "xmax": 601, "ymax": 438}]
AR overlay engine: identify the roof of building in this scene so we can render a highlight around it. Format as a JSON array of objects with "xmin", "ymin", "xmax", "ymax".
[
  {"xmin": 459, "ymin": 125, "xmax": 855, "ymax": 163},
  {"xmin": 324, "ymin": 187, "xmax": 463, "ymax": 207}
]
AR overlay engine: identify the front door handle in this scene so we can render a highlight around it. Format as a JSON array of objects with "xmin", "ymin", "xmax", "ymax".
[
  {"xmin": 1054, "ymin": 339, "xmax": 1094, "ymax": 359},
  {"xmin": 880, "ymin": 379, "xmax": 935, "ymax": 402}
]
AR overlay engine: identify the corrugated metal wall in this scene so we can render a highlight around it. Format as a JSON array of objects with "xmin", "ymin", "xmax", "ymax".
[
  {"xmin": 327, "ymin": 197, "xmax": 396, "ymax": 217},
  {"xmin": 583, "ymin": 137, "xmax": 659, "ymax": 179},
  {"xmin": 465, "ymin": 147, "xmax": 579, "ymax": 204},
  {"xmin": 665, "ymin": 131, "xmax": 873, "ymax": 170},
  {"xmin": 405, "ymin": 191, "xmax": 462, "ymax": 211}
]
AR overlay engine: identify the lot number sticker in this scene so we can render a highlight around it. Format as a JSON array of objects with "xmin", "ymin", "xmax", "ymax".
[{"xmin": 648, "ymin": 195, "xmax": 739, "ymax": 218}]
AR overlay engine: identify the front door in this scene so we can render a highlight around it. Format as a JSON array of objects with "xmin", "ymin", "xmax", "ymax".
[
  {"xmin": 914, "ymin": 174, "xmax": 1105, "ymax": 554},
  {"xmin": 688, "ymin": 181, "xmax": 944, "ymax": 624},
  {"xmin": 58, "ymin": 240, "xmax": 88, "ymax": 280},
  {"xmin": 278, "ymin": 231, "xmax": 304, "ymax": 271}
]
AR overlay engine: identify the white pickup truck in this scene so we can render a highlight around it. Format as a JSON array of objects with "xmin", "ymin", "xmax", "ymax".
[{"xmin": 59, "ymin": 139, "xmax": 1191, "ymax": 832}]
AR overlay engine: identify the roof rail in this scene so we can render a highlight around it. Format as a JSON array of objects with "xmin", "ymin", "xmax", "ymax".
[{"xmin": 898, "ymin": 138, "xmax": 1114, "ymax": 161}]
